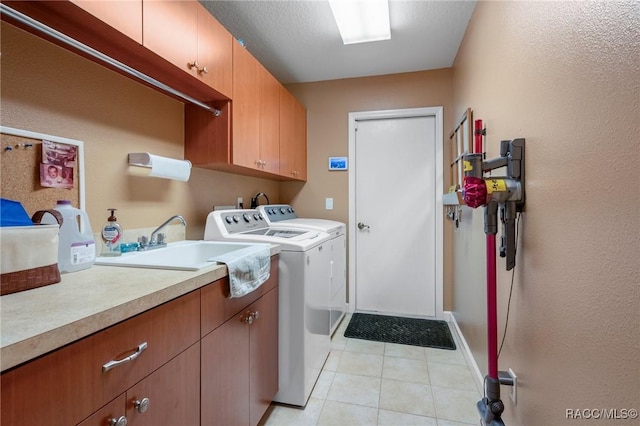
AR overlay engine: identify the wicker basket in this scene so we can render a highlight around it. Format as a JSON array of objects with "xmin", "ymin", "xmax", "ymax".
[
  {"xmin": 0, "ymin": 210, "xmax": 63, "ymax": 296},
  {"xmin": 1, "ymin": 264, "xmax": 61, "ymax": 296}
]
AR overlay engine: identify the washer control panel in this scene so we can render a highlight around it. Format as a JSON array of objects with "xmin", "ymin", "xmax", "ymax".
[
  {"xmin": 220, "ymin": 210, "xmax": 266, "ymax": 234},
  {"xmin": 259, "ymin": 204, "xmax": 298, "ymax": 222}
]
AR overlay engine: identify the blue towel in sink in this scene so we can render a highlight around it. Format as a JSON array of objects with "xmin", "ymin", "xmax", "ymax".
[{"xmin": 209, "ymin": 244, "xmax": 271, "ymax": 298}]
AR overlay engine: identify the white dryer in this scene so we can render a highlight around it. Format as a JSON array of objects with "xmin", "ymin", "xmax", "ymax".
[
  {"xmin": 257, "ymin": 204, "xmax": 347, "ymax": 335},
  {"xmin": 204, "ymin": 209, "xmax": 331, "ymax": 407}
]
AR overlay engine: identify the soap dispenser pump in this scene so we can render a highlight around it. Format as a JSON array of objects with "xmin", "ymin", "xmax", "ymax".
[{"xmin": 101, "ymin": 208, "xmax": 123, "ymax": 256}]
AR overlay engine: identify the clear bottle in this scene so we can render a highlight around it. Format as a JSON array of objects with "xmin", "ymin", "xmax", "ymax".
[
  {"xmin": 42, "ymin": 200, "xmax": 96, "ymax": 273},
  {"xmin": 101, "ymin": 208, "xmax": 123, "ymax": 256}
]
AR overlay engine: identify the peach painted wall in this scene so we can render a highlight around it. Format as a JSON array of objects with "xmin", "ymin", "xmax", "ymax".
[
  {"xmin": 451, "ymin": 1, "xmax": 639, "ymax": 424},
  {"xmin": 1, "ymin": 22, "xmax": 280, "ymax": 240},
  {"xmin": 284, "ymin": 69, "xmax": 455, "ymax": 308}
]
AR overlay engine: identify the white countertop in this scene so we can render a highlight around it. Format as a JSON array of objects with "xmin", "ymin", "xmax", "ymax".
[{"xmin": 0, "ymin": 246, "xmax": 280, "ymax": 372}]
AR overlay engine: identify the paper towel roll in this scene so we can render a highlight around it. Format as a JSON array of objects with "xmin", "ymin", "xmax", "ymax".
[{"xmin": 128, "ymin": 153, "xmax": 191, "ymax": 181}]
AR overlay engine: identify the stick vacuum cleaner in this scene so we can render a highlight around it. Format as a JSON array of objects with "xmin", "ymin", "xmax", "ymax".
[{"xmin": 463, "ymin": 138, "xmax": 525, "ymax": 426}]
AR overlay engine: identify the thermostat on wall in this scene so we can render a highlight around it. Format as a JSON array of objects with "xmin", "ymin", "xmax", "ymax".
[{"xmin": 328, "ymin": 157, "xmax": 348, "ymax": 171}]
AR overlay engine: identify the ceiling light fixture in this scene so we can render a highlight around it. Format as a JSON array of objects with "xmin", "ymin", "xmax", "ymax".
[{"xmin": 328, "ymin": 0, "xmax": 391, "ymax": 45}]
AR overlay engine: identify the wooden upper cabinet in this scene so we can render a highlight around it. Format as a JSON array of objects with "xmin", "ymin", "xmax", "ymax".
[
  {"xmin": 292, "ymin": 97, "xmax": 308, "ymax": 181},
  {"xmin": 71, "ymin": 0, "xmax": 142, "ymax": 43},
  {"xmin": 142, "ymin": 0, "xmax": 232, "ymax": 98},
  {"xmin": 279, "ymin": 87, "xmax": 308, "ymax": 181},
  {"xmin": 143, "ymin": 1, "xmax": 198, "ymax": 74},
  {"xmin": 197, "ymin": 6, "xmax": 233, "ymax": 98},
  {"xmin": 232, "ymin": 41, "xmax": 261, "ymax": 170},
  {"xmin": 259, "ymin": 64, "xmax": 281, "ymax": 175},
  {"xmin": 231, "ymin": 42, "xmax": 279, "ymax": 175}
]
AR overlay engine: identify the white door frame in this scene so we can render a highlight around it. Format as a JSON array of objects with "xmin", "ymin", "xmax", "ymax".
[{"xmin": 347, "ymin": 106, "xmax": 444, "ymax": 319}]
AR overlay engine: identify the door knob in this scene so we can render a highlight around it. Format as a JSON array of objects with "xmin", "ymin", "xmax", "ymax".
[{"xmin": 357, "ymin": 222, "xmax": 370, "ymax": 230}]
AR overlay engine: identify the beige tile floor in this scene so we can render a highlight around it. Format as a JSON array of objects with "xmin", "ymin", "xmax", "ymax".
[{"xmin": 260, "ymin": 314, "xmax": 483, "ymax": 426}]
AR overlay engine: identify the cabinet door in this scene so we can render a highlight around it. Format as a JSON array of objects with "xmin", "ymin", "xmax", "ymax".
[
  {"xmin": 143, "ymin": 0, "xmax": 198, "ymax": 75},
  {"xmin": 71, "ymin": 0, "xmax": 142, "ymax": 43},
  {"xmin": 201, "ymin": 311, "xmax": 250, "ymax": 426},
  {"xmin": 279, "ymin": 87, "xmax": 296, "ymax": 178},
  {"xmin": 232, "ymin": 41, "xmax": 261, "ymax": 170},
  {"xmin": 197, "ymin": 5, "xmax": 233, "ymax": 98},
  {"xmin": 249, "ymin": 288, "xmax": 279, "ymax": 426},
  {"xmin": 279, "ymin": 87, "xmax": 307, "ymax": 181},
  {"xmin": 259, "ymin": 65, "xmax": 281, "ymax": 175},
  {"xmin": 77, "ymin": 394, "xmax": 127, "ymax": 426},
  {"xmin": 292, "ymin": 95, "xmax": 308, "ymax": 181},
  {"xmin": 126, "ymin": 343, "xmax": 200, "ymax": 426}
]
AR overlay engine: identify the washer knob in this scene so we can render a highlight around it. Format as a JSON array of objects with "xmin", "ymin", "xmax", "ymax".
[
  {"xmin": 280, "ymin": 207, "xmax": 287, "ymax": 214},
  {"xmin": 232, "ymin": 215, "xmax": 240, "ymax": 223},
  {"xmin": 242, "ymin": 213, "xmax": 251, "ymax": 222},
  {"xmin": 225, "ymin": 216, "xmax": 233, "ymax": 224},
  {"xmin": 253, "ymin": 213, "xmax": 260, "ymax": 220}
]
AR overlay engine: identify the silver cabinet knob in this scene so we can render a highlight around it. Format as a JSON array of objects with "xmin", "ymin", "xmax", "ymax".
[
  {"xmin": 134, "ymin": 397, "xmax": 150, "ymax": 413},
  {"xmin": 198, "ymin": 66, "xmax": 208, "ymax": 75},
  {"xmin": 109, "ymin": 416, "xmax": 127, "ymax": 426},
  {"xmin": 242, "ymin": 311, "xmax": 260, "ymax": 325}
]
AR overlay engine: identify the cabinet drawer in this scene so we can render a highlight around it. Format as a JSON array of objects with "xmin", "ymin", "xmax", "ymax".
[
  {"xmin": 1, "ymin": 290, "xmax": 200, "ymax": 426},
  {"xmin": 201, "ymin": 255, "xmax": 278, "ymax": 337}
]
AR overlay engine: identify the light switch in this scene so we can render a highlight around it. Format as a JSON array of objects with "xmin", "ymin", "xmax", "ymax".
[{"xmin": 325, "ymin": 198, "xmax": 334, "ymax": 210}]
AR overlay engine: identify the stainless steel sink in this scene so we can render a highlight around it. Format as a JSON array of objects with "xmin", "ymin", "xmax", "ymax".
[{"xmin": 95, "ymin": 240, "xmax": 268, "ymax": 271}]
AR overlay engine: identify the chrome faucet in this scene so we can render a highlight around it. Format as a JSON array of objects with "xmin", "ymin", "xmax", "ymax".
[{"xmin": 139, "ymin": 215, "xmax": 187, "ymax": 250}]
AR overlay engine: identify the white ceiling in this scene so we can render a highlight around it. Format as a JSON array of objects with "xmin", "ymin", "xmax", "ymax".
[{"xmin": 200, "ymin": 0, "xmax": 477, "ymax": 84}]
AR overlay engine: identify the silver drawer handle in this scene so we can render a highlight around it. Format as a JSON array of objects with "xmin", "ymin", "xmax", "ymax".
[{"xmin": 102, "ymin": 342, "xmax": 148, "ymax": 372}]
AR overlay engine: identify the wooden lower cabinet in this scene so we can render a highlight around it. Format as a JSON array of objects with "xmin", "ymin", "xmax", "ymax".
[
  {"xmin": 78, "ymin": 395, "xmax": 128, "ymax": 426},
  {"xmin": 79, "ymin": 343, "xmax": 200, "ymax": 426},
  {"xmin": 201, "ymin": 287, "xmax": 279, "ymax": 426},
  {"xmin": 124, "ymin": 342, "xmax": 200, "ymax": 426},
  {"xmin": 249, "ymin": 288, "xmax": 279, "ymax": 425},
  {"xmin": 1, "ymin": 290, "xmax": 200, "ymax": 426},
  {"xmin": 1, "ymin": 257, "xmax": 279, "ymax": 426}
]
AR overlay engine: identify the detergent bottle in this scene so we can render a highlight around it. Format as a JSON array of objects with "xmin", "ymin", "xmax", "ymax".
[{"xmin": 43, "ymin": 200, "xmax": 96, "ymax": 273}]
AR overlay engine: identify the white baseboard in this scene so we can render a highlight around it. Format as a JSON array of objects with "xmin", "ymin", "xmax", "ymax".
[{"xmin": 444, "ymin": 310, "xmax": 485, "ymax": 394}]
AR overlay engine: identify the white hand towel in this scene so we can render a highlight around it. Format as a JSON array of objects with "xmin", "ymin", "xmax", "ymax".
[{"xmin": 209, "ymin": 244, "xmax": 271, "ymax": 298}]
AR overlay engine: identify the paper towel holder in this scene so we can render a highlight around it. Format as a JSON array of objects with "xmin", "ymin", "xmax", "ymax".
[{"xmin": 128, "ymin": 152, "xmax": 192, "ymax": 181}]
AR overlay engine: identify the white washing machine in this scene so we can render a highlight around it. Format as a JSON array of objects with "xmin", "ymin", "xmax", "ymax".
[
  {"xmin": 257, "ymin": 204, "xmax": 347, "ymax": 335},
  {"xmin": 204, "ymin": 209, "xmax": 331, "ymax": 407}
]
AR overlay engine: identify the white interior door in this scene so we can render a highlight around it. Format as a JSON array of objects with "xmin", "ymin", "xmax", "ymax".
[{"xmin": 349, "ymin": 108, "xmax": 443, "ymax": 319}]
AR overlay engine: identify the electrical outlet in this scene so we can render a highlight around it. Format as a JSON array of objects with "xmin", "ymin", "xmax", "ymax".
[{"xmin": 508, "ymin": 368, "xmax": 517, "ymax": 405}]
